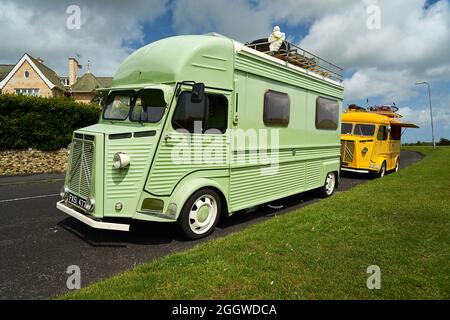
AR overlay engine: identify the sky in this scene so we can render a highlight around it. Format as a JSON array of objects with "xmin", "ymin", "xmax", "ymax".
[{"xmin": 0, "ymin": 0, "xmax": 449, "ymax": 143}]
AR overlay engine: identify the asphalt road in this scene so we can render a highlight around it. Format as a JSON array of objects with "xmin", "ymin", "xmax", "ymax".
[{"xmin": 0, "ymin": 150, "xmax": 423, "ymax": 299}]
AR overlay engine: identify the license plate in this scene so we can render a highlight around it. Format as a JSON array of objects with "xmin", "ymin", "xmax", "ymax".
[{"xmin": 68, "ymin": 192, "xmax": 86, "ymax": 209}]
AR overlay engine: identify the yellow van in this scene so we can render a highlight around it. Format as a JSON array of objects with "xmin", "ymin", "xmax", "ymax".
[{"xmin": 340, "ymin": 105, "xmax": 418, "ymax": 177}]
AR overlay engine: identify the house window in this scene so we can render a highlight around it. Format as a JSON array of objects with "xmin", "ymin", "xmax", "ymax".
[
  {"xmin": 316, "ymin": 97, "xmax": 339, "ymax": 130},
  {"xmin": 24, "ymin": 71, "xmax": 30, "ymax": 78},
  {"xmin": 263, "ymin": 90, "xmax": 290, "ymax": 126},
  {"xmin": 172, "ymin": 91, "xmax": 228, "ymax": 134},
  {"xmin": 15, "ymin": 88, "xmax": 40, "ymax": 96}
]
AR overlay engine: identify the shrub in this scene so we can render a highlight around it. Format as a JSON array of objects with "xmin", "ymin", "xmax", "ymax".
[{"xmin": 0, "ymin": 94, "xmax": 101, "ymax": 151}]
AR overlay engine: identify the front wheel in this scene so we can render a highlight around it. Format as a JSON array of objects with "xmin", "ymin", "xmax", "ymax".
[
  {"xmin": 177, "ymin": 189, "xmax": 221, "ymax": 240},
  {"xmin": 378, "ymin": 161, "xmax": 386, "ymax": 178},
  {"xmin": 318, "ymin": 172, "xmax": 337, "ymax": 198}
]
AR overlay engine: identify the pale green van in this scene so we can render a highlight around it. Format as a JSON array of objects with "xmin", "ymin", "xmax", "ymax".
[{"xmin": 56, "ymin": 34, "xmax": 344, "ymax": 239}]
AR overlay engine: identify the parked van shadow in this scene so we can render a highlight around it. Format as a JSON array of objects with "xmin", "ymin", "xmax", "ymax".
[
  {"xmin": 57, "ymin": 217, "xmax": 178, "ymax": 247},
  {"xmin": 57, "ymin": 190, "xmax": 323, "ymax": 247}
]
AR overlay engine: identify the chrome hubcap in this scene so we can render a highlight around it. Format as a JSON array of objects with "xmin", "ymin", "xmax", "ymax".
[
  {"xmin": 189, "ymin": 195, "xmax": 217, "ymax": 235},
  {"xmin": 325, "ymin": 173, "xmax": 336, "ymax": 195}
]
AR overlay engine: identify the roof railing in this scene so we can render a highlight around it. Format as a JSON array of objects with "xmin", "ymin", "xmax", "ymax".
[
  {"xmin": 244, "ymin": 39, "xmax": 343, "ymax": 83},
  {"xmin": 347, "ymin": 104, "xmax": 403, "ymax": 118}
]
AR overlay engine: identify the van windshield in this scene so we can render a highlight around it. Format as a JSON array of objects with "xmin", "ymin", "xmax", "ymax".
[
  {"xmin": 341, "ymin": 122, "xmax": 353, "ymax": 134},
  {"xmin": 103, "ymin": 91, "xmax": 134, "ymax": 120},
  {"xmin": 354, "ymin": 124, "xmax": 376, "ymax": 136},
  {"xmin": 103, "ymin": 89, "xmax": 166, "ymax": 122}
]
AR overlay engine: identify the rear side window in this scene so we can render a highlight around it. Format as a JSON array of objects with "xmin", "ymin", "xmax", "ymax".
[
  {"xmin": 316, "ymin": 97, "xmax": 339, "ymax": 130},
  {"xmin": 390, "ymin": 126, "xmax": 401, "ymax": 140},
  {"xmin": 172, "ymin": 92, "xmax": 228, "ymax": 134},
  {"xmin": 263, "ymin": 90, "xmax": 290, "ymax": 126}
]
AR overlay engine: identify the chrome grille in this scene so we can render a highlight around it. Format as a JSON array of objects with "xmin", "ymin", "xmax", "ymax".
[
  {"xmin": 341, "ymin": 140, "xmax": 355, "ymax": 163},
  {"xmin": 68, "ymin": 135, "xmax": 94, "ymax": 198}
]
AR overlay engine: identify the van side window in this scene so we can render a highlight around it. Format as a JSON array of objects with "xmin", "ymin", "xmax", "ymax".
[
  {"xmin": 377, "ymin": 125, "xmax": 389, "ymax": 141},
  {"xmin": 390, "ymin": 126, "xmax": 401, "ymax": 140},
  {"xmin": 316, "ymin": 97, "xmax": 339, "ymax": 130},
  {"xmin": 263, "ymin": 90, "xmax": 290, "ymax": 126},
  {"xmin": 172, "ymin": 91, "xmax": 228, "ymax": 134}
]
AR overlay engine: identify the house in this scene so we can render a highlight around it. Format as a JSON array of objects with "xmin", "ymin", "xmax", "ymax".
[
  {"xmin": 64, "ymin": 57, "xmax": 113, "ymax": 103},
  {"xmin": 0, "ymin": 54, "xmax": 66, "ymax": 97},
  {"xmin": 0, "ymin": 54, "xmax": 112, "ymax": 103}
]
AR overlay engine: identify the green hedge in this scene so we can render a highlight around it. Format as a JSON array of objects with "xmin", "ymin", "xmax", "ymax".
[{"xmin": 0, "ymin": 94, "xmax": 101, "ymax": 151}]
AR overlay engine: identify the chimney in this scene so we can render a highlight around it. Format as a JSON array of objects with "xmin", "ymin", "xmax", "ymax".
[
  {"xmin": 36, "ymin": 57, "xmax": 44, "ymax": 64},
  {"xmin": 68, "ymin": 57, "xmax": 79, "ymax": 86}
]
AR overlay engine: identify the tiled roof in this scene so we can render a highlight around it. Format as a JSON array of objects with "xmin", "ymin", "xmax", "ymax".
[
  {"xmin": 71, "ymin": 73, "xmax": 113, "ymax": 92},
  {"xmin": 96, "ymin": 77, "xmax": 113, "ymax": 88},
  {"xmin": 0, "ymin": 64, "xmax": 14, "ymax": 82},
  {"xmin": 28, "ymin": 55, "xmax": 67, "ymax": 91}
]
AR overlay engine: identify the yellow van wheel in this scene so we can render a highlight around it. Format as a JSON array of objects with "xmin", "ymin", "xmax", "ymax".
[
  {"xmin": 394, "ymin": 158, "xmax": 400, "ymax": 172},
  {"xmin": 177, "ymin": 189, "xmax": 222, "ymax": 240},
  {"xmin": 378, "ymin": 161, "xmax": 386, "ymax": 178}
]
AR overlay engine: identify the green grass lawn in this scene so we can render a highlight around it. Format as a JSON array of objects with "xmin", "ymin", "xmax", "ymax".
[{"xmin": 62, "ymin": 146, "xmax": 450, "ymax": 299}]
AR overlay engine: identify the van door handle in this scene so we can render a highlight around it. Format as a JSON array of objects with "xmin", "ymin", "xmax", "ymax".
[{"xmin": 164, "ymin": 134, "xmax": 172, "ymax": 144}]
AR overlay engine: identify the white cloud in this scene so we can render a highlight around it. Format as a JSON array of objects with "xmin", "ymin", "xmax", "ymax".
[
  {"xmin": 342, "ymin": 68, "xmax": 417, "ymax": 101},
  {"xmin": 1, "ymin": 0, "xmax": 449, "ymax": 115},
  {"xmin": 171, "ymin": 0, "xmax": 450, "ymax": 104},
  {"xmin": 0, "ymin": 0, "xmax": 167, "ymax": 76},
  {"xmin": 170, "ymin": 0, "xmax": 355, "ymax": 42},
  {"xmin": 171, "ymin": 0, "xmax": 271, "ymax": 42},
  {"xmin": 400, "ymin": 106, "xmax": 450, "ymax": 129},
  {"xmin": 299, "ymin": 0, "xmax": 450, "ymax": 102},
  {"xmin": 260, "ymin": 0, "xmax": 358, "ymax": 25}
]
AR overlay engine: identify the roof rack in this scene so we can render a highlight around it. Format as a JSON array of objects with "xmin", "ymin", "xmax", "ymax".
[
  {"xmin": 245, "ymin": 38, "xmax": 343, "ymax": 83},
  {"xmin": 347, "ymin": 104, "xmax": 403, "ymax": 118}
]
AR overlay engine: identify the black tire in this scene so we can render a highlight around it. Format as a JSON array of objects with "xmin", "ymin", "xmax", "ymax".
[
  {"xmin": 378, "ymin": 161, "xmax": 386, "ymax": 178},
  {"xmin": 318, "ymin": 172, "xmax": 337, "ymax": 198},
  {"xmin": 394, "ymin": 158, "xmax": 399, "ymax": 173},
  {"xmin": 177, "ymin": 189, "xmax": 221, "ymax": 240}
]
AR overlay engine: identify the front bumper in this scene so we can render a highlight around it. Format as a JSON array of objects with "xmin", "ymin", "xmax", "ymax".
[
  {"xmin": 56, "ymin": 200, "xmax": 130, "ymax": 231},
  {"xmin": 341, "ymin": 167, "xmax": 370, "ymax": 174}
]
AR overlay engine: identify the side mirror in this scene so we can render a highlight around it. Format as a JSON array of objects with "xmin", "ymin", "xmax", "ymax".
[{"xmin": 191, "ymin": 83, "xmax": 205, "ymax": 103}]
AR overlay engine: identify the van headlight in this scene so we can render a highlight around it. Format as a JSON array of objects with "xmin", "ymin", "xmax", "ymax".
[
  {"xmin": 113, "ymin": 152, "xmax": 131, "ymax": 169},
  {"xmin": 84, "ymin": 197, "xmax": 95, "ymax": 212},
  {"xmin": 60, "ymin": 185, "xmax": 69, "ymax": 199}
]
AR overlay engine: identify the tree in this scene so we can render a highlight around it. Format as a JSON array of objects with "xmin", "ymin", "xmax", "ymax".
[{"xmin": 438, "ymin": 138, "xmax": 450, "ymax": 146}]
